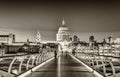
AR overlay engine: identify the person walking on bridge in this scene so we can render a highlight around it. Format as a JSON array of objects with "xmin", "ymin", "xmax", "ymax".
[
  {"xmin": 54, "ymin": 50, "xmax": 57, "ymax": 59},
  {"xmin": 72, "ymin": 48, "xmax": 76, "ymax": 55}
]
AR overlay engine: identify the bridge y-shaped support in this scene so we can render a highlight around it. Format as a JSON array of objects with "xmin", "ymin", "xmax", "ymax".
[
  {"xmin": 35, "ymin": 54, "xmax": 41, "ymax": 65},
  {"xmin": 26, "ymin": 55, "xmax": 33, "ymax": 70},
  {"xmin": 32, "ymin": 55, "xmax": 38, "ymax": 66},
  {"xmin": 19, "ymin": 57, "xmax": 25, "ymax": 74},
  {"xmin": 109, "ymin": 61, "xmax": 116, "ymax": 77},
  {"xmin": 38, "ymin": 54, "xmax": 43, "ymax": 63},
  {"xmin": 102, "ymin": 60, "xmax": 106, "ymax": 76},
  {"xmin": 8, "ymin": 57, "xmax": 17, "ymax": 75}
]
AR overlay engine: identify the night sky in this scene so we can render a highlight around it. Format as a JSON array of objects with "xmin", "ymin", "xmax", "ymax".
[{"xmin": 0, "ymin": 0, "xmax": 120, "ymax": 42}]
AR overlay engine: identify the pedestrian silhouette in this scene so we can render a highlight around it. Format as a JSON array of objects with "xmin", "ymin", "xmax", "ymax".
[
  {"xmin": 54, "ymin": 50, "xmax": 57, "ymax": 59},
  {"xmin": 72, "ymin": 49, "xmax": 76, "ymax": 55}
]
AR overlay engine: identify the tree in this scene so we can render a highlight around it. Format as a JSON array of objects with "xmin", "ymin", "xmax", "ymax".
[
  {"xmin": 73, "ymin": 35, "xmax": 78, "ymax": 42},
  {"xmin": 70, "ymin": 37, "xmax": 72, "ymax": 41},
  {"xmin": 108, "ymin": 36, "xmax": 112, "ymax": 44},
  {"xmin": 89, "ymin": 35, "xmax": 95, "ymax": 43},
  {"xmin": 72, "ymin": 35, "xmax": 80, "ymax": 46},
  {"xmin": 89, "ymin": 35, "xmax": 95, "ymax": 50},
  {"xmin": 103, "ymin": 38, "xmax": 106, "ymax": 46}
]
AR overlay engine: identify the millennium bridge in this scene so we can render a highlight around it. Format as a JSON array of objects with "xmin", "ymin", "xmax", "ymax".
[{"xmin": 0, "ymin": 47, "xmax": 120, "ymax": 77}]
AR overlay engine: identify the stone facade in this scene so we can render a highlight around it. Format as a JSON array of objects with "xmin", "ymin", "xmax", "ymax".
[{"xmin": 0, "ymin": 33, "xmax": 15, "ymax": 44}]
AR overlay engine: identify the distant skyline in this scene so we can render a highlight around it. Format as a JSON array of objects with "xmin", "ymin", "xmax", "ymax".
[{"xmin": 0, "ymin": 0, "xmax": 120, "ymax": 42}]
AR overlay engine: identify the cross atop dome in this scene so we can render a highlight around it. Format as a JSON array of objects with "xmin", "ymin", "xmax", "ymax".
[{"xmin": 62, "ymin": 18, "xmax": 65, "ymax": 26}]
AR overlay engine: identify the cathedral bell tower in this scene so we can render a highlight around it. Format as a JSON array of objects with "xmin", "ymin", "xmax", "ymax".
[{"xmin": 36, "ymin": 30, "xmax": 41, "ymax": 43}]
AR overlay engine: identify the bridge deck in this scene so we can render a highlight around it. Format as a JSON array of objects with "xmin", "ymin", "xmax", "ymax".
[{"xmin": 27, "ymin": 54, "xmax": 96, "ymax": 77}]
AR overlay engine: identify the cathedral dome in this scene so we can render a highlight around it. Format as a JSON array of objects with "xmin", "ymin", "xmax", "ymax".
[
  {"xmin": 58, "ymin": 26, "xmax": 69, "ymax": 34},
  {"xmin": 57, "ymin": 19, "xmax": 70, "ymax": 34},
  {"xmin": 56, "ymin": 18, "xmax": 70, "ymax": 42}
]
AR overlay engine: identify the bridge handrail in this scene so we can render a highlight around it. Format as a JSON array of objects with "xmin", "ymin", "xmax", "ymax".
[
  {"xmin": 74, "ymin": 52, "xmax": 120, "ymax": 77},
  {"xmin": 0, "ymin": 48, "xmax": 56, "ymax": 77}
]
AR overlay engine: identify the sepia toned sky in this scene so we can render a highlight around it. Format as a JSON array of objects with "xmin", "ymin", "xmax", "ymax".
[{"xmin": 0, "ymin": 0, "xmax": 120, "ymax": 42}]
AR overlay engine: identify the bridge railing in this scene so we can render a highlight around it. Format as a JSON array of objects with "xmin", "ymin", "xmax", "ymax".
[
  {"xmin": 73, "ymin": 48, "xmax": 120, "ymax": 77},
  {"xmin": 0, "ymin": 49, "xmax": 55, "ymax": 77}
]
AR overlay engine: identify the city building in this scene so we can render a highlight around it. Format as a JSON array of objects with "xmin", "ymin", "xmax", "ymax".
[
  {"xmin": 56, "ymin": 18, "xmax": 70, "ymax": 42},
  {"xmin": 56, "ymin": 19, "xmax": 71, "ymax": 51},
  {"xmin": 0, "ymin": 33, "xmax": 15, "ymax": 44},
  {"xmin": 114, "ymin": 38, "xmax": 120, "ymax": 44},
  {"xmin": 0, "ymin": 31, "xmax": 42, "ymax": 55}
]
